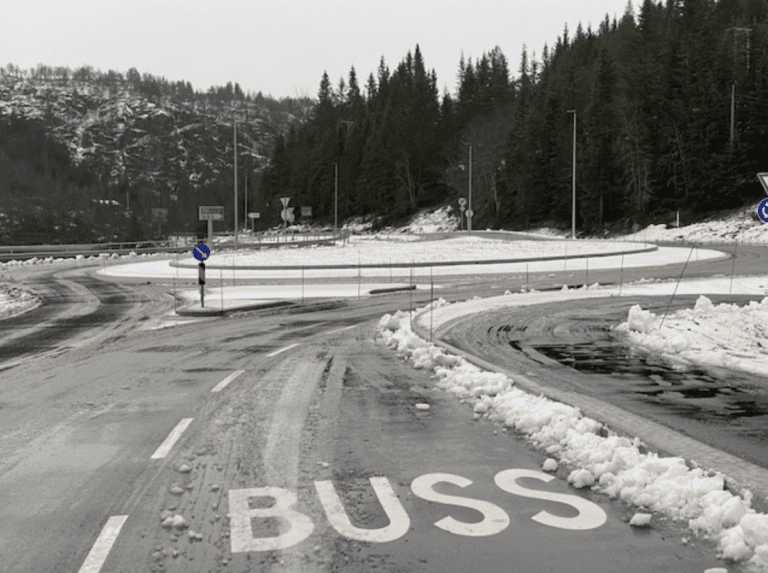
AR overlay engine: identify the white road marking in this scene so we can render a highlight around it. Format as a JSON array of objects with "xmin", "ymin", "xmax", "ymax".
[
  {"xmin": 150, "ymin": 418, "xmax": 193, "ymax": 459},
  {"xmin": 266, "ymin": 343, "xmax": 299, "ymax": 357},
  {"xmin": 211, "ymin": 370, "xmax": 245, "ymax": 393},
  {"xmin": 77, "ymin": 515, "xmax": 128, "ymax": 573},
  {"xmin": 326, "ymin": 325, "xmax": 356, "ymax": 335}
]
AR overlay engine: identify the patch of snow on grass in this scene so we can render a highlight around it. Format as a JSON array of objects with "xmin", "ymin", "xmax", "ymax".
[{"xmin": 616, "ymin": 295, "xmax": 768, "ymax": 378}]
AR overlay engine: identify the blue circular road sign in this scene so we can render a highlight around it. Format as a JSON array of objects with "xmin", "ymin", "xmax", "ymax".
[
  {"xmin": 193, "ymin": 243, "xmax": 211, "ymax": 261},
  {"xmin": 759, "ymin": 199, "xmax": 768, "ymax": 223}
]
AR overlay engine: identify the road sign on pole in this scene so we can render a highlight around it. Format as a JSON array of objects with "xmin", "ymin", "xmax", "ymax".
[
  {"xmin": 758, "ymin": 173, "xmax": 768, "ymax": 196},
  {"xmin": 280, "ymin": 197, "xmax": 290, "ymax": 208},
  {"xmin": 199, "ymin": 207, "xmax": 223, "ymax": 245},
  {"xmin": 192, "ymin": 243, "xmax": 210, "ymax": 262},
  {"xmin": 199, "ymin": 206, "xmax": 224, "ymax": 221},
  {"xmin": 758, "ymin": 198, "xmax": 768, "ymax": 223}
]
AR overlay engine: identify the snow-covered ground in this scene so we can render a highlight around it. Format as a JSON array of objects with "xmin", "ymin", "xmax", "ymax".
[
  {"xmin": 620, "ymin": 200, "xmax": 768, "ymax": 244},
  {"xmin": 618, "ymin": 295, "xmax": 768, "ymax": 379},
  {"xmin": 0, "ymin": 282, "xmax": 41, "ymax": 318}
]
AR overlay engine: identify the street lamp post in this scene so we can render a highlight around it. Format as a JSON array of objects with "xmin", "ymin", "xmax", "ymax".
[
  {"xmin": 567, "ymin": 109, "xmax": 576, "ymax": 239},
  {"xmin": 233, "ymin": 110, "xmax": 238, "ymax": 251},
  {"xmin": 468, "ymin": 144, "xmax": 473, "ymax": 232},
  {"xmin": 334, "ymin": 162, "xmax": 338, "ymax": 235}
]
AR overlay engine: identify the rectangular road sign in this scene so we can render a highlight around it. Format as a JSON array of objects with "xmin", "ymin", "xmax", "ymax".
[
  {"xmin": 248, "ymin": 212, "xmax": 260, "ymax": 219},
  {"xmin": 301, "ymin": 206, "xmax": 312, "ymax": 217},
  {"xmin": 758, "ymin": 173, "xmax": 768, "ymax": 196},
  {"xmin": 199, "ymin": 206, "xmax": 224, "ymax": 221}
]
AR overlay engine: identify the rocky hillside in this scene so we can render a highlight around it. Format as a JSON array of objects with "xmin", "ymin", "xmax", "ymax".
[{"xmin": 0, "ymin": 69, "xmax": 314, "ymax": 243}]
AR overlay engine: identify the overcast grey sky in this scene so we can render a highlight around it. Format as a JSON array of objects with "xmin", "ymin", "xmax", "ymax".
[{"xmin": 3, "ymin": 1, "xmax": 634, "ymax": 99}]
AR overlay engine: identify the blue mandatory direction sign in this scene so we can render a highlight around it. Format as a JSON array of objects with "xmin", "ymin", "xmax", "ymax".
[
  {"xmin": 193, "ymin": 243, "xmax": 211, "ymax": 261},
  {"xmin": 759, "ymin": 199, "xmax": 768, "ymax": 223}
]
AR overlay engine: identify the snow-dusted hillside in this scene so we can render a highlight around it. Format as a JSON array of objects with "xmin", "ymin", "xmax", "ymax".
[{"xmin": 0, "ymin": 75, "xmax": 312, "ymax": 199}]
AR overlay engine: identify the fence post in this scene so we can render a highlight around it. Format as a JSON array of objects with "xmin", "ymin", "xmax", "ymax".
[
  {"xmin": 729, "ymin": 239, "xmax": 737, "ymax": 294},
  {"xmin": 619, "ymin": 254, "xmax": 624, "ymax": 296},
  {"xmin": 586, "ymin": 256, "xmax": 589, "ymax": 287},
  {"xmin": 409, "ymin": 266, "xmax": 413, "ymax": 330},
  {"xmin": 430, "ymin": 266, "xmax": 434, "ymax": 342}
]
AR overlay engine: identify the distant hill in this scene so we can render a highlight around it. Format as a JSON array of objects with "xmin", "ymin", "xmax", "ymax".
[{"xmin": 0, "ymin": 66, "xmax": 314, "ymax": 243}]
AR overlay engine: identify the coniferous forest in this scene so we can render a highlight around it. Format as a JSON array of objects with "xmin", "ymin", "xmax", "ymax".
[{"xmin": 261, "ymin": 0, "xmax": 768, "ymax": 233}]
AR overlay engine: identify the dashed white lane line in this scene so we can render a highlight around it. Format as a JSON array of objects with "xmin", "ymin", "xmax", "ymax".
[
  {"xmin": 266, "ymin": 343, "xmax": 299, "ymax": 357},
  {"xmin": 327, "ymin": 325, "xmax": 356, "ymax": 335},
  {"xmin": 211, "ymin": 370, "xmax": 245, "ymax": 393},
  {"xmin": 77, "ymin": 515, "xmax": 128, "ymax": 573},
  {"xmin": 150, "ymin": 418, "xmax": 194, "ymax": 459}
]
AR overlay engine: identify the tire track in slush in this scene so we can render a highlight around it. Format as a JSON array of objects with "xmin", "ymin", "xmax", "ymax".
[
  {"xmin": 259, "ymin": 351, "xmax": 330, "ymax": 573},
  {"xmin": 0, "ymin": 276, "xmax": 145, "ymax": 364}
]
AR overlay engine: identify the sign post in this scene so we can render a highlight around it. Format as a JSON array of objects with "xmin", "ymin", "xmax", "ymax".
[
  {"xmin": 199, "ymin": 206, "xmax": 224, "ymax": 245},
  {"xmin": 248, "ymin": 212, "xmax": 260, "ymax": 233},
  {"xmin": 193, "ymin": 243, "xmax": 211, "ymax": 308},
  {"xmin": 458, "ymin": 198, "xmax": 467, "ymax": 231}
]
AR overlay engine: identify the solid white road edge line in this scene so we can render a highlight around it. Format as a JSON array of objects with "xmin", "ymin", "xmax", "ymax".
[
  {"xmin": 266, "ymin": 343, "xmax": 299, "ymax": 357},
  {"xmin": 150, "ymin": 418, "xmax": 194, "ymax": 459},
  {"xmin": 211, "ymin": 370, "xmax": 245, "ymax": 393},
  {"xmin": 327, "ymin": 325, "xmax": 356, "ymax": 335},
  {"xmin": 77, "ymin": 515, "xmax": 128, "ymax": 573}
]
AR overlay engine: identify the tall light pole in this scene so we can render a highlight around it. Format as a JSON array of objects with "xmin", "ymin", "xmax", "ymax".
[
  {"xmin": 567, "ymin": 109, "xmax": 576, "ymax": 239},
  {"xmin": 334, "ymin": 162, "xmax": 338, "ymax": 235},
  {"xmin": 727, "ymin": 27, "xmax": 751, "ymax": 146},
  {"xmin": 233, "ymin": 109, "xmax": 238, "ymax": 251},
  {"xmin": 468, "ymin": 144, "xmax": 473, "ymax": 232},
  {"xmin": 335, "ymin": 120, "xmax": 353, "ymax": 236}
]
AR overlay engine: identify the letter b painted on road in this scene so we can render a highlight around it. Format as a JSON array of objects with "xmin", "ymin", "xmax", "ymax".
[{"xmin": 228, "ymin": 487, "xmax": 314, "ymax": 552}]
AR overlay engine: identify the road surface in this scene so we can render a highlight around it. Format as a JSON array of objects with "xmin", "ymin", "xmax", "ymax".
[{"xmin": 1, "ymin": 242, "xmax": 765, "ymax": 572}]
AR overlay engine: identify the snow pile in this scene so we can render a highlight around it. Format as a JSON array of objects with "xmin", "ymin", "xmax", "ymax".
[
  {"xmin": 621, "ymin": 201, "xmax": 768, "ymax": 244},
  {"xmin": 343, "ymin": 216, "xmax": 377, "ymax": 233},
  {"xmin": 617, "ymin": 295, "xmax": 768, "ymax": 378},
  {"xmin": 403, "ymin": 206, "xmax": 459, "ymax": 234},
  {"xmin": 377, "ymin": 301, "xmax": 768, "ymax": 570},
  {"xmin": 0, "ymin": 282, "xmax": 41, "ymax": 317}
]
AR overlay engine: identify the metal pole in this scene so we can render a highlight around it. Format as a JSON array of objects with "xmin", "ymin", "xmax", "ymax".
[
  {"xmin": 234, "ymin": 111, "xmax": 238, "ymax": 251},
  {"xmin": 468, "ymin": 145, "xmax": 472, "ymax": 232},
  {"xmin": 619, "ymin": 253, "xmax": 624, "ymax": 296},
  {"xmin": 730, "ymin": 83, "xmax": 735, "ymax": 145},
  {"xmin": 334, "ymin": 163, "xmax": 338, "ymax": 235},
  {"xmin": 429, "ymin": 266, "xmax": 433, "ymax": 342},
  {"xmin": 569, "ymin": 110, "xmax": 577, "ymax": 239}
]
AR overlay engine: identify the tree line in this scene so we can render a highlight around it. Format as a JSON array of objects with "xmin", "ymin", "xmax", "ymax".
[{"xmin": 260, "ymin": 0, "xmax": 768, "ymax": 233}]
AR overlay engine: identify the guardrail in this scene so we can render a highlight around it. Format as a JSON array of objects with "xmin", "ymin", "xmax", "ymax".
[{"xmin": 0, "ymin": 231, "xmax": 349, "ymax": 262}]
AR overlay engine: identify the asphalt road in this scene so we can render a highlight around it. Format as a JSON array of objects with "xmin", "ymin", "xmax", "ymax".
[{"xmin": 1, "ymin": 242, "xmax": 765, "ymax": 572}]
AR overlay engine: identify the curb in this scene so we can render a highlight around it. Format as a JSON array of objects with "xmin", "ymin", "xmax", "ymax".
[
  {"xmin": 175, "ymin": 300, "xmax": 295, "ymax": 317},
  {"xmin": 369, "ymin": 285, "xmax": 417, "ymax": 295}
]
